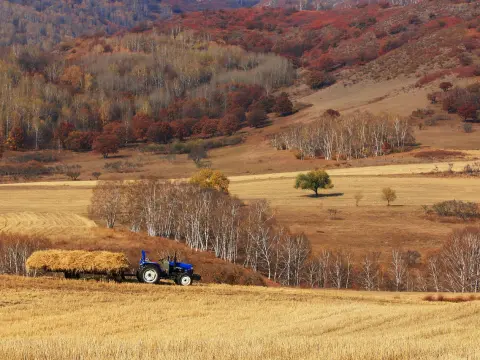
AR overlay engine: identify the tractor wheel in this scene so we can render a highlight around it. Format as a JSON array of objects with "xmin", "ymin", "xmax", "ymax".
[
  {"xmin": 65, "ymin": 271, "xmax": 80, "ymax": 279},
  {"xmin": 178, "ymin": 274, "xmax": 192, "ymax": 286},
  {"xmin": 113, "ymin": 273, "xmax": 124, "ymax": 283},
  {"xmin": 136, "ymin": 269, "xmax": 143, "ymax": 283},
  {"xmin": 140, "ymin": 265, "xmax": 160, "ymax": 284}
]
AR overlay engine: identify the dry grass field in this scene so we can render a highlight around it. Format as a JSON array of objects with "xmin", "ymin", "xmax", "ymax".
[
  {"xmin": 0, "ymin": 184, "xmax": 96, "ymax": 238},
  {"xmin": 0, "ymin": 160, "xmax": 479, "ymax": 256},
  {"xmin": 1, "ymin": 275, "xmax": 479, "ymax": 360}
]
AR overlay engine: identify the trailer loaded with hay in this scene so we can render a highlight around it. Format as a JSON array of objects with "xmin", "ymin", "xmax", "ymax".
[{"xmin": 26, "ymin": 250, "xmax": 201, "ymax": 286}]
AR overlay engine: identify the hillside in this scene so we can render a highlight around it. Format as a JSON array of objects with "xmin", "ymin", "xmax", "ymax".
[
  {"xmin": 167, "ymin": 0, "xmax": 479, "ymax": 81},
  {"xmin": 1, "ymin": 275, "xmax": 479, "ymax": 360},
  {"xmin": 0, "ymin": 0, "xmax": 478, "ymax": 156},
  {"xmin": 0, "ymin": 0, "xmax": 261, "ymax": 49},
  {"xmin": 259, "ymin": 0, "xmax": 422, "ymax": 10}
]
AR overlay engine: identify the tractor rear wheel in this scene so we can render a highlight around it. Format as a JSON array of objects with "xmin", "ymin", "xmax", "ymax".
[
  {"xmin": 177, "ymin": 274, "xmax": 192, "ymax": 286},
  {"xmin": 140, "ymin": 265, "xmax": 160, "ymax": 284}
]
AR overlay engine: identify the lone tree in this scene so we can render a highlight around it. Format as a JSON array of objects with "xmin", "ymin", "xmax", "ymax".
[
  {"xmin": 93, "ymin": 134, "xmax": 120, "ymax": 158},
  {"xmin": 458, "ymin": 104, "xmax": 477, "ymax": 122},
  {"xmin": 188, "ymin": 143, "xmax": 208, "ymax": 167},
  {"xmin": 190, "ymin": 169, "xmax": 229, "ymax": 193},
  {"xmin": 354, "ymin": 191, "xmax": 364, "ymax": 207},
  {"xmin": 295, "ymin": 170, "xmax": 333, "ymax": 197},
  {"xmin": 439, "ymin": 82, "xmax": 453, "ymax": 92},
  {"xmin": 382, "ymin": 187, "xmax": 397, "ymax": 206}
]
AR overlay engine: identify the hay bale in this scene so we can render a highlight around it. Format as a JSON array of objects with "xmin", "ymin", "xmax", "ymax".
[{"xmin": 26, "ymin": 250, "xmax": 130, "ymax": 274}]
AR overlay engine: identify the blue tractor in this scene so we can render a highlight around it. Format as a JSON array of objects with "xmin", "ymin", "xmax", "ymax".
[{"xmin": 136, "ymin": 250, "xmax": 201, "ymax": 286}]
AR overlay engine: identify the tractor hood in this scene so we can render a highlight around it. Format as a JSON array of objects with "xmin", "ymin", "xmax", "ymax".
[{"xmin": 170, "ymin": 261, "xmax": 193, "ymax": 271}]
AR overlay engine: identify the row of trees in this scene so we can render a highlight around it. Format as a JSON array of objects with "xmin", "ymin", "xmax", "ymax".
[
  {"xmin": 90, "ymin": 179, "xmax": 480, "ymax": 292},
  {"xmin": 271, "ymin": 111, "xmax": 414, "ymax": 160},
  {"xmin": 90, "ymin": 180, "xmax": 310, "ymax": 285},
  {"xmin": 0, "ymin": 234, "xmax": 50, "ymax": 276},
  {"xmin": 0, "ymin": 0, "xmax": 169, "ymax": 49}
]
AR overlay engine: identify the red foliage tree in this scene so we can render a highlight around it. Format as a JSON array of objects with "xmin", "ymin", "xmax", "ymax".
[
  {"xmin": 273, "ymin": 92, "xmax": 293, "ymax": 116},
  {"xmin": 439, "ymin": 82, "xmax": 453, "ymax": 92},
  {"xmin": 171, "ymin": 120, "xmax": 189, "ymax": 140},
  {"xmin": 310, "ymin": 56, "xmax": 335, "ymax": 72},
  {"xmin": 458, "ymin": 104, "xmax": 478, "ymax": 121},
  {"xmin": 54, "ymin": 121, "xmax": 75, "ymax": 148},
  {"xmin": 247, "ymin": 107, "xmax": 268, "ymax": 128},
  {"xmin": 5, "ymin": 126, "xmax": 25, "ymax": 150},
  {"xmin": 229, "ymin": 107, "xmax": 247, "ymax": 123},
  {"xmin": 219, "ymin": 114, "xmax": 240, "ymax": 136},
  {"xmin": 227, "ymin": 85, "xmax": 265, "ymax": 111},
  {"xmin": 228, "ymin": 89, "xmax": 251, "ymax": 110},
  {"xmin": 65, "ymin": 131, "xmax": 98, "ymax": 152},
  {"xmin": 103, "ymin": 122, "xmax": 128, "ymax": 145},
  {"xmin": 131, "ymin": 113, "xmax": 153, "ymax": 141},
  {"xmin": 147, "ymin": 122, "xmax": 173, "ymax": 143},
  {"xmin": 258, "ymin": 95, "xmax": 276, "ymax": 114},
  {"xmin": 201, "ymin": 119, "xmax": 219, "ymax": 138},
  {"xmin": 93, "ymin": 134, "xmax": 120, "ymax": 158}
]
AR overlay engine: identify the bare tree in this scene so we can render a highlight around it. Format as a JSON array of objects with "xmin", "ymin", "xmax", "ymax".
[
  {"xmin": 0, "ymin": 234, "xmax": 50, "ymax": 276},
  {"xmin": 354, "ymin": 191, "xmax": 364, "ymax": 207},
  {"xmin": 330, "ymin": 251, "xmax": 353, "ymax": 289},
  {"xmin": 427, "ymin": 254, "xmax": 441, "ymax": 292},
  {"xmin": 359, "ymin": 252, "xmax": 382, "ymax": 291},
  {"xmin": 390, "ymin": 249, "xmax": 407, "ymax": 291},
  {"xmin": 90, "ymin": 181, "xmax": 123, "ymax": 228},
  {"xmin": 439, "ymin": 228, "xmax": 480, "ymax": 293}
]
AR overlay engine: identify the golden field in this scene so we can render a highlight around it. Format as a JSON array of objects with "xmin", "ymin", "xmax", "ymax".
[
  {"xmin": 0, "ymin": 160, "xmax": 479, "ymax": 255},
  {"xmin": 0, "ymin": 275, "xmax": 479, "ymax": 360}
]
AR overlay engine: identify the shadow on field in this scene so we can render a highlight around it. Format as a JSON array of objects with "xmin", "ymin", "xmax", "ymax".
[
  {"xmin": 105, "ymin": 154, "xmax": 130, "ymax": 159},
  {"xmin": 302, "ymin": 192, "xmax": 345, "ymax": 198}
]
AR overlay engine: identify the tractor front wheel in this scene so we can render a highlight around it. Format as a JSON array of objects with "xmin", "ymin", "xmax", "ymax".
[
  {"xmin": 177, "ymin": 274, "xmax": 192, "ymax": 286},
  {"xmin": 140, "ymin": 265, "xmax": 160, "ymax": 284}
]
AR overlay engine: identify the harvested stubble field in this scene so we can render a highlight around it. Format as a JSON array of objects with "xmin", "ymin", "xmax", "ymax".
[{"xmin": 0, "ymin": 275, "xmax": 479, "ymax": 360}]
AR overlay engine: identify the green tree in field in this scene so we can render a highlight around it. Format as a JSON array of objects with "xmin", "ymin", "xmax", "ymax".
[{"xmin": 294, "ymin": 170, "xmax": 333, "ymax": 197}]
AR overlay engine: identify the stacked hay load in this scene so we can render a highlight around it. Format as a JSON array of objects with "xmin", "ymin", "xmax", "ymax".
[{"xmin": 26, "ymin": 250, "xmax": 130, "ymax": 277}]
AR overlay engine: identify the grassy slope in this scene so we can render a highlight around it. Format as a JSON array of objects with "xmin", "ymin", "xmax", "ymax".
[{"xmin": 0, "ymin": 275, "xmax": 479, "ymax": 360}]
